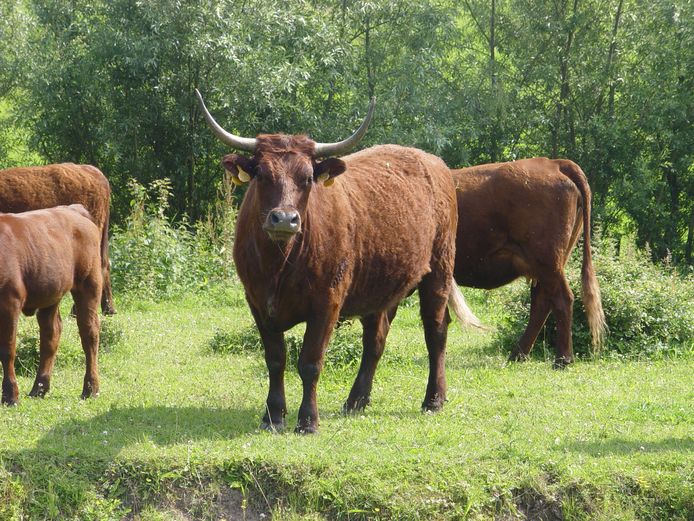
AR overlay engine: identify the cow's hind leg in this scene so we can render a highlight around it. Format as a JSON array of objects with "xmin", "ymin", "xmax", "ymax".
[
  {"xmin": 344, "ymin": 306, "xmax": 398, "ymax": 413},
  {"xmin": 72, "ymin": 285, "xmax": 101, "ymax": 399},
  {"xmin": 549, "ymin": 274, "xmax": 575, "ymax": 368},
  {"xmin": 508, "ymin": 282, "xmax": 551, "ymax": 362},
  {"xmin": 418, "ymin": 273, "xmax": 452, "ymax": 412},
  {"xmin": 0, "ymin": 313, "xmax": 20, "ymax": 405},
  {"xmin": 29, "ymin": 304, "xmax": 62, "ymax": 398}
]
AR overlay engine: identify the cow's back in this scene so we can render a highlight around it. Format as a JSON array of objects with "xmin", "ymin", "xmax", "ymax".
[
  {"xmin": 0, "ymin": 163, "xmax": 111, "ymax": 231},
  {"xmin": 452, "ymin": 157, "xmax": 582, "ymax": 288}
]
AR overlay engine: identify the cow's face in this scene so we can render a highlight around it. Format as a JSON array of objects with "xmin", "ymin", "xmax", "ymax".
[{"xmin": 222, "ymin": 136, "xmax": 345, "ymax": 243}]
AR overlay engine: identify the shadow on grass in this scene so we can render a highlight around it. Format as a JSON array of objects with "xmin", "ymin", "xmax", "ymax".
[
  {"xmin": 6, "ymin": 404, "xmax": 260, "ymax": 464},
  {"xmin": 562, "ymin": 436, "xmax": 694, "ymax": 456}
]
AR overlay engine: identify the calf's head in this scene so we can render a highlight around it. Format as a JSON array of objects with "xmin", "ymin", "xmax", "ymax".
[{"xmin": 196, "ymin": 90, "xmax": 375, "ymax": 242}]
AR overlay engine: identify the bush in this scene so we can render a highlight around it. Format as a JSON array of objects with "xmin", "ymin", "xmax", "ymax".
[
  {"xmin": 493, "ymin": 235, "xmax": 694, "ymax": 360},
  {"xmin": 110, "ymin": 178, "xmax": 236, "ymax": 299}
]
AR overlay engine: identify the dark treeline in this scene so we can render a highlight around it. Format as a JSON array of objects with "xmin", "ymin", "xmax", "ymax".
[{"xmin": 0, "ymin": 0, "xmax": 692, "ymax": 263}]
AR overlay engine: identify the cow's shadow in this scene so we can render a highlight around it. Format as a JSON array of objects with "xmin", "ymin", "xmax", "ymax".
[{"xmin": 6, "ymin": 404, "xmax": 260, "ymax": 464}]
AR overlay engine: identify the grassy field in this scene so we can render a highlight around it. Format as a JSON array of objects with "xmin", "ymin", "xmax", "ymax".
[{"xmin": 0, "ymin": 284, "xmax": 692, "ymax": 520}]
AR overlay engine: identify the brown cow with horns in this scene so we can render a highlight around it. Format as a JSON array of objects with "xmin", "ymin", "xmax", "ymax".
[
  {"xmin": 197, "ymin": 90, "xmax": 481, "ymax": 433},
  {"xmin": 452, "ymin": 158, "xmax": 607, "ymax": 366}
]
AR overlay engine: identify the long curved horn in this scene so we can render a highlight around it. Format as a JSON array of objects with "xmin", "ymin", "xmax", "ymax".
[
  {"xmin": 314, "ymin": 97, "xmax": 376, "ymax": 157},
  {"xmin": 195, "ymin": 89, "xmax": 257, "ymax": 152}
]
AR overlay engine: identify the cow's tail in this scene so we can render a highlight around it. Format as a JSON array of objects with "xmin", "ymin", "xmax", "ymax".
[
  {"xmin": 448, "ymin": 278, "xmax": 487, "ymax": 330},
  {"xmin": 558, "ymin": 161, "xmax": 607, "ymax": 351}
]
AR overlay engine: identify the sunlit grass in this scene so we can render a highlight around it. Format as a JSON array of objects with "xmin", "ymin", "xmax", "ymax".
[{"xmin": 0, "ymin": 285, "xmax": 692, "ymax": 519}]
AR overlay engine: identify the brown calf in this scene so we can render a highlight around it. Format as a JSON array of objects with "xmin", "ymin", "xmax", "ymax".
[
  {"xmin": 452, "ymin": 158, "xmax": 607, "ymax": 366},
  {"xmin": 198, "ymin": 91, "xmax": 478, "ymax": 433},
  {"xmin": 0, "ymin": 205, "xmax": 102, "ymax": 405},
  {"xmin": 0, "ymin": 163, "xmax": 115, "ymax": 315}
]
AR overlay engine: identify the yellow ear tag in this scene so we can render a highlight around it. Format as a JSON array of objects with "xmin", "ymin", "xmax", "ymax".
[
  {"xmin": 231, "ymin": 175, "xmax": 244, "ymax": 186},
  {"xmin": 323, "ymin": 177, "xmax": 335, "ymax": 187},
  {"xmin": 237, "ymin": 167, "xmax": 251, "ymax": 183},
  {"xmin": 317, "ymin": 173, "xmax": 329, "ymax": 183}
]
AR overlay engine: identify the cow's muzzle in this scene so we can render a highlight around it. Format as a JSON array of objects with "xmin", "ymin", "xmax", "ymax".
[{"xmin": 263, "ymin": 207, "xmax": 301, "ymax": 241}]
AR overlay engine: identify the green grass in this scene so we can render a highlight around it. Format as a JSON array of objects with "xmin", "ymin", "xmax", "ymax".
[{"xmin": 0, "ymin": 286, "xmax": 692, "ymax": 520}]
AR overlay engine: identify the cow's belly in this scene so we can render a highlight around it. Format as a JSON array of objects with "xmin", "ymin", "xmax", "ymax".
[{"xmin": 341, "ymin": 254, "xmax": 432, "ymax": 317}]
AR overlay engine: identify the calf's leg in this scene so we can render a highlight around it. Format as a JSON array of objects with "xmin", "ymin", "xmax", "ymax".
[
  {"xmin": 418, "ymin": 273, "xmax": 452, "ymax": 412},
  {"xmin": 343, "ymin": 306, "xmax": 397, "ymax": 413},
  {"xmin": 0, "ymin": 314, "xmax": 19, "ymax": 405},
  {"xmin": 72, "ymin": 288, "xmax": 101, "ymax": 399},
  {"xmin": 29, "ymin": 304, "xmax": 62, "ymax": 397}
]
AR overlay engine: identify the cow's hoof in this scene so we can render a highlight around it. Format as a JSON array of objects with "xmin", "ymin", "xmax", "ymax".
[
  {"xmin": 28, "ymin": 385, "xmax": 49, "ymax": 398},
  {"xmin": 1, "ymin": 396, "xmax": 18, "ymax": 406},
  {"xmin": 103, "ymin": 307, "xmax": 117, "ymax": 316},
  {"xmin": 342, "ymin": 396, "xmax": 370, "ymax": 414},
  {"xmin": 260, "ymin": 420, "xmax": 286, "ymax": 433},
  {"xmin": 421, "ymin": 396, "xmax": 446, "ymax": 413},
  {"xmin": 294, "ymin": 423, "xmax": 318, "ymax": 435},
  {"xmin": 508, "ymin": 351, "xmax": 530, "ymax": 362},
  {"xmin": 553, "ymin": 357, "xmax": 573, "ymax": 369}
]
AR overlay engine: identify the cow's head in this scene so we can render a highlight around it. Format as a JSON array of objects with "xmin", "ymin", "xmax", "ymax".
[{"xmin": 196, "ymin": 90, "xmax": 375, "ymax": 243}]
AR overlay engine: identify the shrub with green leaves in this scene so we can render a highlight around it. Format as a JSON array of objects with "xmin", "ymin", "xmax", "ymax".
[
  {"xmin": 110, "ymin": 178, "xmax": 236, "ymax": 299},
  {"xmin": 492, "ymin": 235, "xmax": 694, "ymax": 360}
]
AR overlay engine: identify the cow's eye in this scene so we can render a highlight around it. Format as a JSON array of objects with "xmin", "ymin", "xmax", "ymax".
[{"xmin": 305, "ymin": 177, "xmax": 313, "ymax": 187}]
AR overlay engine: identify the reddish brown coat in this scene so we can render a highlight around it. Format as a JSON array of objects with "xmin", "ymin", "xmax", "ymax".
[
  {"xmin": 452, "ymin": 157, "xmax": 606, "ymax": 365},
  {"xmin": 0, "ymin": 205, "xmax": 102, "ymax": 405},
  {"xmin": 228, "ymin": 137, "xmax": 461, "ymax": 433},
  {"xmin": 0, "ymin": 163, "xmax": 115, "ymax": 314}
]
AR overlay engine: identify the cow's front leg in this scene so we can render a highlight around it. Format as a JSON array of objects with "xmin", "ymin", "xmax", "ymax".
[
  {"xmin": 0, "ymin": 313, "xmax": 20, "ymax": 406},
  {"xmin": 250, "ymin": 304, "xmax": 288, "ymax": 431},
  {"xmin": 296, "ymin": 305, "xmax": 340, "ymax": 434}
]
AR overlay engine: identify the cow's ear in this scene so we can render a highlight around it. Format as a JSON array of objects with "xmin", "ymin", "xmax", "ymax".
[
  {"xmin": 222, "ymin": 154, "xmax": 256, "ymax": 183},
  {"xmin": 314, "ymin": 158, "xmax": 346, "ymax": 185}
]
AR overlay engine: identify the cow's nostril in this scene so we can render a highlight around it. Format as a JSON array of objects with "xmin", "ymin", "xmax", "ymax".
[
  {"xmin": 270, "ymin": 212, "xmax": 280, "ymax": 225},
  {"xmin": 290, "ymin": 214, "xmax": 300, "ymax": 225}
]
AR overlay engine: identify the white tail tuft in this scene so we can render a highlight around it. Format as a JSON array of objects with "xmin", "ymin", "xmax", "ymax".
[{"xmin": 448, "ymin": 279, "xmax": 488, "ymax": 330}]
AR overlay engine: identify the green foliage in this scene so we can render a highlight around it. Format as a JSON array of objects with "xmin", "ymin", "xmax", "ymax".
[
  {"xmin": 493, "ymin": 236, "xmax": 694, "ymax": 359},
  {"xmin": 110, "ymin": 177, "xmax": 235, "ymax": 299},
  {"xmin": 1, "ymin": 0, "xmax": 693, "ymax": 263}
]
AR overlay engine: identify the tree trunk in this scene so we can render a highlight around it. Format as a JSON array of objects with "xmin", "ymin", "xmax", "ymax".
[
  {"xmin": 552, "ymin": 0, "xmax": 579, "ymax": 158},
  {"xmin": 489, "ymin": 0, "xmax": 500, "ymax": 161},
  {"xmin": 685, "ymin": 207, "xmax": 694, "ymax": 265},
  {"xmin": 364, "ymin": 16, "xmax": 375, "ymax": 99},
  {"xmin": 596, "ymin": 0, "xmax": 624, "ymax": 118}
]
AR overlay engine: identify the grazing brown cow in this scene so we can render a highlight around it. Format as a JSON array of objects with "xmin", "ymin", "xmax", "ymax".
[
  {"xmin": 0, "ymin": 205, "xmax": 102, "ymax": 405},
  {"xmin": 0, "ymin": 163, "xmax": 115, "ymax": 315},
  {"xmin": 452, "ymin": 157, "xmax": 607, "ymax": 366},
  {"xmin": 197, "ymin": 90, "xmax": 479, "ymax": 433}
]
